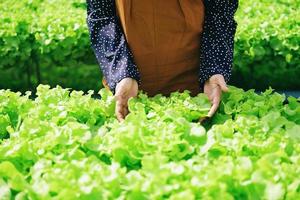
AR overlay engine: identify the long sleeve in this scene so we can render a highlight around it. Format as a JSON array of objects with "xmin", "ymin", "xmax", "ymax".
[
  {"xmin": 199, "ymin": 0, "xmax": 239, "ymax": 90},
  {"xmin": 86, "ymin": 0, "xmax": 141, "ymax": 94}
]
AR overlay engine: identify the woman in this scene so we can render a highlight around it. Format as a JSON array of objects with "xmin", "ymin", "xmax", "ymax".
[{"xmin": 86, "ymin": 0, "xmax": 239, "ymax": 121}]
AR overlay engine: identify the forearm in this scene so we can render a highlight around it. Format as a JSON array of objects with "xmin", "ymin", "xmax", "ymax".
[
  {"xmin": 86, "ymin": 0, "xmax": 140, "ymax": 93},
  {"xmin": 199, "ymin": 0, "xmax": 239, "ymax": 90}
]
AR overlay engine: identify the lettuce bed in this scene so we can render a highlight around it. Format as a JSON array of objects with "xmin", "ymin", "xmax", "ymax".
[
  {"xmin": 0, "ymin": 85, "xmax": 300, "ymax": 199},
  {"xmin": 233, "ymin": 0, "xmax": 300, "ymax": 90}
]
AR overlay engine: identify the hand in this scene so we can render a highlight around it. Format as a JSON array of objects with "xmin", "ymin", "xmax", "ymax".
[
  {"xmin": 115, "ymin": 78, "xmax": 138, "ymax": 122},
  {"xmin": 204, "ymin": 74, "xmax": 229, "ymax": 117}
]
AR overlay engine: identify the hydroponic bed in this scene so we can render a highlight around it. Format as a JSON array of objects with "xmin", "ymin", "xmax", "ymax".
[{"xmin": 0, "ymin": 85, "xmax": 299, "ymax": 199}]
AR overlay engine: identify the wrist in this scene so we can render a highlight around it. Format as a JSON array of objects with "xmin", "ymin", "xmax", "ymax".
[
  {"xmin": 208, "ymin": 74, "xmax": 225, "ymax": 82},
  {"xmin": 114, "ymin": 76, "xmax": 139, "ymax": 94},
  {"xmin": 115, "ymin": 77, "xmax": 138, "ymax": 93}
]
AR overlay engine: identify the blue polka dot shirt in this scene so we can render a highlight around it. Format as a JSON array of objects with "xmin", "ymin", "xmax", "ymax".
[{"xmin": 86, "ymin": 0, "xmax": 239, "ymax": 93}]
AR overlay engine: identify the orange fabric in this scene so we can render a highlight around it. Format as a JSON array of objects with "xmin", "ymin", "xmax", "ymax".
[
  {"xmin": 104, "ymin": 0, "xmax": 205, "ymax": 96},
  {"xmin": 102, "ymin": 78, "xmax": 110, "ymax": 91}
]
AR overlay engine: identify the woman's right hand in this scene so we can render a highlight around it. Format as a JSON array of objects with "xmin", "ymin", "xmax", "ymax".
[
  {"xmin": 115, "ymin": 78, "xmax": 138, "ymax": 122},
  {"xmin": 204, "ymin": 74, "xmax": 229, "ymax": 118}
]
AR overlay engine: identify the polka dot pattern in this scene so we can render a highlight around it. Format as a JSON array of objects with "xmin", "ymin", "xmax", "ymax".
[
  {"xmin": 86, "ymin": 0, "xmax": 141, "ymax": 94},
  {"xmin": 86, "ymin": 0, "xmax": 239, "ymax": 93},
  {"xmin": 199, "ymin": 0, "xmax": 239, "ymax": 90}
]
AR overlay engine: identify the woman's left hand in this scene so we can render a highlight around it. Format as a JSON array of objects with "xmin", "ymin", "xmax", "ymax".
[{"xmin": 204, "ymin": 74, "xmax": 229, "ymax": 117}]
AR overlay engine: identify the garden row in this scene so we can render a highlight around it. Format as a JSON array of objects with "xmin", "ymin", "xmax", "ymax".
[
  {"xmin": 233, "ymin": 0, "xmax": 300, "ymax": 90},
  {"xmin": 0, "ymin": 0, "xmax": 101, "ymax": 92},
  {"xmin": 0, "ymin": 85, "xmax": 299, "ymax": 199},
  {"xmin": 0, "ymin": 0, "xmax": 299, "ymax": 92}
]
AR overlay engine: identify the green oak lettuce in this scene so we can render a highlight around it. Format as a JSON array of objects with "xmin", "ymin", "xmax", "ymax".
[{"xmin": 0, "ymin": 84, "xmax": 299, "ymax": 199}]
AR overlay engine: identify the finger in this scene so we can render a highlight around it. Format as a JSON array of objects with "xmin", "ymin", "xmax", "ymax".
[
  {"xmin": 207, "ymin": 85, "xmax": 219, "ymax": 103},
  {"xmin": 207, "ymin": 94, "xmax": 214, "ymax": 102},
  {"xmin": 116, "ymin": 107, "xmax": 124, "ymax": 122},
  {"xmin": 116, "ymin": 112, "xmax": 125, "ymax": 122},
  {"xmin": 115, "ymin": 100, "xmax": 126, "ymax": 122},
  {"xmin": 217, "ymin": 78, "xmax": 229, "ymax": 92},
  {"xmin": 120, "ymin": 97, "xmax": 129, "ymax": 116},
  {"xmin": 207, "ymin": 95, "xmax": 221, "ymax": 117},
  {"xmin": 124, "ymin": 106, "xmax": 129, "ymax": 116},
  {"xmin": 116, "ymin": 108, "xmax": 125, "ymax": 122},
  {"xmin": 205, "ymin": 88, "xmax": 216, "ymax": 102},
  {"xmin": 207, "ymin": 102, "xmax": 218, "ymax": 118},
  {"xmin": 123, "ymin": 106, "xmax": 129, "ymax": 118}
]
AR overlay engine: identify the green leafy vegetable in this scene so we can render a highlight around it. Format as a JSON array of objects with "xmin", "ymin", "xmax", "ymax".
[{"xmin": 0, "ymin": 84, "xmax": 299, "ymax": 199}]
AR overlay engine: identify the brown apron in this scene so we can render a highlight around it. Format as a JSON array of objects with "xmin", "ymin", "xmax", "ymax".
[{"xmin": 103, "ymin": 0, "xmax": 205, "ymax": 96}]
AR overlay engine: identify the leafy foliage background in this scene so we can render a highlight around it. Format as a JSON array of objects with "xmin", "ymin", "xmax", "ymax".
[{"xmin": 0, "ymin": 0, "xmax": 299, "ymax": 92}]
